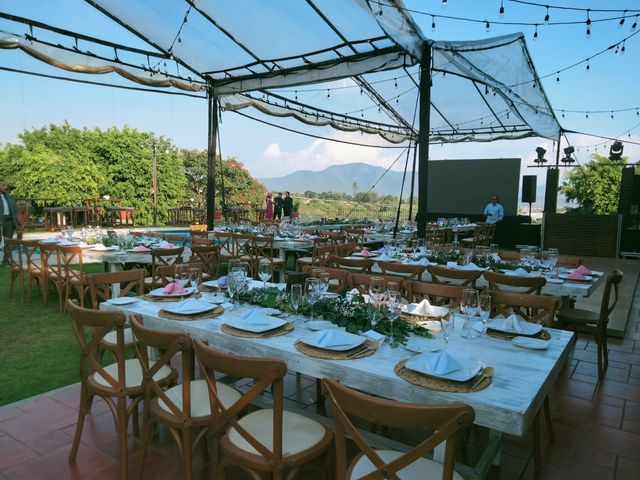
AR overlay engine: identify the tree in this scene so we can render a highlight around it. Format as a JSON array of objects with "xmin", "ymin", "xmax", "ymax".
[
  {"xmin": 218, "ymin": 157, "xmax": 266, "ymax": 209},
  {"xmin": 560, "ymin": 154, "xmax": 630, "ymax": 215}
]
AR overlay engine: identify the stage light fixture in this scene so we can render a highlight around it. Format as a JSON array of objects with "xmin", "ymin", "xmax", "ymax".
[
  {"xmin": 534, "ymin": 146, "xmax": 547, "ymax": 164},
  {"xmin": 609, "ymin": 141, "xmax": 624, "ymax": 161},
  {"xmin": 562, "ymin": 146, "xmax": 575, "ymax": 164}
]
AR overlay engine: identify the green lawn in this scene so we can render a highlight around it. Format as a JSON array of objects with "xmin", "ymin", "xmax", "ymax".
[{"xmin": 0, "ymin": 263, "xmax": 103, "ymax": 406}]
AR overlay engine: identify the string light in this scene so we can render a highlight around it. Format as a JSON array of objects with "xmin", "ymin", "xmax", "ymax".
[
  {"xmin": 485, "ymin": 20, "xmax": 491, "ymax": 31},
  {"xmin": 442, "ymin": 0, "xmax": 447, "ymax": 8},
  {"xmin": 544, "ymin": 5, "xmax": 550, "ymax": 22},
  {"xmin": 533, "ymin": 24, "xmax": 539, "ymax": 39},
  {"xmin": 619, "ymin": 10, "xmax": 627, "ymax": 28},
  {"xmin": 586, "ymin": 9, "xmax": 592, "ymax": 37},
  {"xmin": 499, "ymin": 1, "xmax": 505, "ymax": 17},
  {"xmin": 633, "ymin": 15, "xmax": 638, "ymax": 29},
  {"xmin": 431, "ymin": 15, "xmax": 436, "ymax": 31}
]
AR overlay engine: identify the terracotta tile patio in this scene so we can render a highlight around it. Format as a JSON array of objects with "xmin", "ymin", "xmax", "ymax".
[{"xmin": 1, "ymin": 269, "xmax": 639, "ymax": 479}]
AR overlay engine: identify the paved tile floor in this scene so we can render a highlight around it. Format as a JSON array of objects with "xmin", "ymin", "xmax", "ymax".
[{"xmin": 1, "ymin": 280, "xmax": 639, "ymax": 479}]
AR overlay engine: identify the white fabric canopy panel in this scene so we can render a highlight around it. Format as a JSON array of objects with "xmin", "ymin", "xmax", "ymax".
[{"xmin": 0, "ymin": 0, "xmax": 562, "ymax": 142}]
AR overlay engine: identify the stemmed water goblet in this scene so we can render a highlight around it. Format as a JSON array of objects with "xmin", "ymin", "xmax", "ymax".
[
  {"xmin": 385, "ymin": 290, "xmax": 401, "ymax": 344},
  {"xmin": 174, "ymin": 264, "xmax": 190, "ymax": 300},
  {"xmin": 479, "ymin": 290, "xmax": 491, "ymax": 334},
  {"xmin": 258, "ymin": 259, "xmax": 272, "ymax": 287},
  {"xmin": 460, "ymin": 288, "xmax": 479, "ymax": 338},
  {"xmin": 226, "ymin": 271, "xmax": 241, "ymax": 310},
  {"xmin": 304, "ymin": 277, "xmax": 322, "ymax": 322}
]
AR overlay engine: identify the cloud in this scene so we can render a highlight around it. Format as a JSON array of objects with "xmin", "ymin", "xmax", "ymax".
[
  {"xmin": 254, "ymin": 131, "xmax": 405, "ymax": 178},
  {"xmin": 263, "ymin": 143, "xmax": 281, "ymax": 157}
]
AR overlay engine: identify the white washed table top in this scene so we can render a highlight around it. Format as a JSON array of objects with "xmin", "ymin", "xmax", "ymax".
[{"xmin": 101, "ymin": 294, "xmax": 575, "ymax": 437}]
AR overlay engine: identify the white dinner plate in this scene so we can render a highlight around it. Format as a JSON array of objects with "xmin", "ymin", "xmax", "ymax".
[
  {"xmin": 106, "ymin": 297, "xmax": 138, "ymax": 306},
  {"xmin": 404, "ymin": 336, "xmax": 445, "ymax": 353},
  {"xmin": 224, "ymin": 315, "xmax": 287, "ymax": 333},
  {"xmin": 487, "ymin": 318, "xmax": 542, "ymax": 336},
  {"xmin": 303, "ymin": 329, "xmax": 365, "ymax": 351},
  {"xmin": 92, "ymin": 246, "xmax": 118, "ymax": 251},
  {"xmin": 127, "ymin": 248, "xmax": 151, "ymax": 253},
  {"xmin": 304, "ymin": 320, "xmax": 336, "ymax": 331},
  {"xmin": 148, "ymin": 286, "xmax": 196, "ymax": 298},
  {"xmin": 405, "ymin": 352, "xmax": 482, "ymax": 382},
  {"xmin": 557, "ymin": 274, "xmax": 593, "ymax": 282},
  {"xmin": 544, "ymin": 277, "xmax": 564, "ymax": 284},
  {"xmin": 512, "ymin": 336, "xmax": 549, "ymax": 350},
  {"xmin": 162, "ymin": 299, "xmax": 216, "ymax": 315}
]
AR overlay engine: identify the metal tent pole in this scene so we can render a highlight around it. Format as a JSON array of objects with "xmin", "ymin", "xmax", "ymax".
[
  {"xmin": 206, "ymin": 89, "xmax": 218, "ymax": 230},
  {"xmin": 416, "ymin": 43, "xmax": 432, "ymax": 239},
  {"xmin": 408, "ymin": 142, "xmax": 418, "ymax": 222}
]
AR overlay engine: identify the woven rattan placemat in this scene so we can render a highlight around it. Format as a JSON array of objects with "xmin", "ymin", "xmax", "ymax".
[
  {"xmin": 158, "ymin": 305, "xmax": 224, "ymax": 321},
  {"xmin": 487, "ymin": 328, "xmax": 551, "ymax": 341},
  {"xmin": 221, "ymin": 322, "xmax": 294, "ymax": 338},
  {"xmin": 395, "ymin": 359, "xmax": 492, "ymax": 393},
  {"xmin": 143, "ymin": 292, "xmax": 200, "ymax": 302},
  {"xmin": 294, "ymin": 339, "xmax": 378, "ymax": 360}
]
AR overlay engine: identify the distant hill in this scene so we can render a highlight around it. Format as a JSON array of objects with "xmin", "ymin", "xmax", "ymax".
[{"xmin": 259, "ymin": 163, "xmax": 407, "ymax": 197}]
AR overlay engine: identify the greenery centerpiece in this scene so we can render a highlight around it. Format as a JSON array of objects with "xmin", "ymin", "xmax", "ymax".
[{"xmin": 240, "ymin": 287, "xmax": 433, "ymax": 347}]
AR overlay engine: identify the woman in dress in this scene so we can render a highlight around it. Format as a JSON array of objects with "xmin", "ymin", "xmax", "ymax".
[{"xmin": 265, "ymin": 192, "xmax": 274, "ymax": 220}]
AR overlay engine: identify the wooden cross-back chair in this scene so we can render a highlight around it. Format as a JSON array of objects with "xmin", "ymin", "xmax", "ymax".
[
  {"xmin": 131, "ymin": 317, "xmax": 240, "ymax": 480},
  {"xmin": 39, "ymin": 242, "xmax": 64, "ymax": 311},
  {"xmin": 328, "ymin": 254, "xmax": 373, "ymax": 273},
  {"xmin": 165, "ymin": 233, "xmax": 188, "ymax": 247},
  {"xmin": 461, "ymin": 222, "xmax": 495, "ymax": 248},
  {"xmin": 5, "ymin": 238, "xmax": 24, "ymax": 303},
  {"xmin": 66, "ymin": 300, "xmax": 176, "ymax": 479},
  {"xmin": 215, "ymin": 232, "xmax": 236, "ymax": 262},
  {"xmin": 189, "ymin": 243, "xmax": 221, "ymax": 279},
  {"xmin": 233, "ymin": 233, "xmax": 257, "ymax": 275},
  {"xmin": 488, "ymin": 291, "xmax": 562, "ymax": 473},
  {"xmin": 21, "ymin": 239, "xmax": 42, "ymax": 303},
  {"xmin": 59, "ymin": 245, "xmax": 88, "ymax": 310},
  {"xmin": 296, "ymin": 243, "xmax": 335, "ymax": 272},
  {"xmin": 349, "ymin": 273, "xmax": 405, "ymax": 298},
  {"xmin": 334, "ymin": 242, "xmax": 358, "ymax": 257},
  {"xmin": 85, "ymin": 269, "xmax": 145, "ymax": 361},
  {"xmin": 342, "ymin": 227, "xmax": 366, "ymax": 246},
  {"xmin": 483, "ymin": 271, "xmax": 547, "ymax": 294},
  {"xmin": 557, "ymin": 270, "xmax": 623, "ymax": 379},
  {"xmin": 303, "ymin": 266, "xmax": 350, "ymax": 293},
  {"xmin": 145, "ymin": 246, "xmax": 184, "ymax": 290},
  {"xmin": 193, "ymin": 340, "xmax": 333, "ymax": 480},
  {"xmin": 190, "ymin": 236, "xmax": 214, "ymax": 246},
  {"xmin": 427, "ymin": 265, "xmax": 482, "ymax": 287},
  {"xmin": 253, "ymin": 235, "xmax": 286, "ymax": 280},
  {"xmin": 322, "ymin": 378, "xmax": 474, "ymax": 480},
  {"xmin": 320, "ymin": 230, "xmax": 347, "ymax": 244},
  {"xmin": 377, "ymin": 261, "xmax": 426, "ymax": 281},
  {"xmin": 405, "ymin": 281, "xmax": 465, "ymax": 308},
  {"xmin": 155, "ymin": 262, "xmax": 202, "ymax": 287},
  {"xmin": 426, "ymin": 227, "xmax": 450, "ymax": 246}
]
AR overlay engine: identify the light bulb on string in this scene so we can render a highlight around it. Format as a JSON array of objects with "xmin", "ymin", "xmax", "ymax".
[
  {"xmin": 586, "ymin": 10, "xmax": 591, "ymax": 38},
  {"xmin": 621, "ymin": 41, "xmax": 626, "ymax": 54},
  {"xmin": 611, "ymin": 112, "xmax": 614, "ymax": 119},
  {"xmin": 326, "ymin": 89, "xmax": 330, "ymax": 99},
  {"xmin": 431, "ymin": 15, "xmax": 436, "ymax": 32},
  {"xmin": 561, "ymin": 111, "xmax": 565, "ymax": 118},
  {"xmin": 544, "ymin": 6, "xmax": 550, "ymax": 23},
  {"xmin": 619, "ymin": 11, "xmax": 627, "ymax": 28},
  {"xmin": 585, "ymin": 112, "xmax": 589, "ymax": 119},
  {"xmin": 499, "ymin": 0, "xmax": 504, "ymax": 17},
  {"xmin": 485, "ymin": 20, "xmax": 491, "ymax": 32},
  {"xmin": 533, "ymin": 24, "xmax": 538, "ymax": 40},
  {"xmin": 556, "ymin": 72, "xmax": 560, "ymax": 83},
  {"xmin": 441, "ymin": 0, "xmax": 447, "ymax": 8},
  {"xmin": 586, "ymin": 59, "xmax": 590, "ymax": 72},
  {"xmin": 294, "ymin": 90, "xmax": 298, "ymax": 101},
  {"xmin": 632, "ymin": 15, "xmax": 638, "ymax": 30}
]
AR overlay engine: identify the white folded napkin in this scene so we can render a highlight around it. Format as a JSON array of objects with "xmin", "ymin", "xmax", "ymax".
[
  {"xmin": 408, "ymin": 299, "xmax": 436, "ymax": 316},
  {"xmin": 500, "ymin": 313, "xmax": 524, "ymax": 332},
  {"xmin": 309, "ymin": 329, "xmax": 363, "ymax": 349},
  {"xmin": 376, "ymin": 253, "xmax": 393, "ymax": 261},
  {"xmin": 239, "ymin": 308, "xmax": 282, "ymax": 328},
  {"xmin": 158, "ymin": 240, "xmax": 174, "ymax": 248},
  {"xmin": 417, "ymin": 257, "xmax": 430, "ymax": 266},
  {"xmin": 428, "ymin": 350, "xmax": 463, "ymax": 375},
  {"xmin": 362, "ymin": 329, "xmax": 384, "ymax": 342},
  {"xmin": 164, "ymin": 298, "xmax": 213, "ymax": 315},
  {"xmin": 93, "ymin": 243, "xmax": 107, "ymax": 250},
  {"xmin": 507, "ymin": 267, "xmax": 530, "ymax": 276},
  {"xmin": 446, "ymin": 261, "xmax": 457, "ymax": 267}
]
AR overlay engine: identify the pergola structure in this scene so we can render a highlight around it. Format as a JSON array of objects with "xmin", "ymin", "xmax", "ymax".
[{"xmin": 0, "ymin": 0, "xmax": 562, "ymax": 235}]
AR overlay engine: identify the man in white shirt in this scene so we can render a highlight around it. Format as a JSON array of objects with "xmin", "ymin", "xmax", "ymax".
[
  {"xmin": 483, "ymin": 195, "xmax": 504, "ymax": 224},
  {"xmin": 1, "ymin": 179, "xmax": 18, "ymax": 266}
]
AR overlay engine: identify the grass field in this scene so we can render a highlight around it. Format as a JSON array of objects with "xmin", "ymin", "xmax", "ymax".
[
  {"xmin": 293, "ymin": 195, "xmax": 412, "ymax": 223},
  {"xmin": 0, "ymin": 263, "xmax": 104, "ymax": 406}
]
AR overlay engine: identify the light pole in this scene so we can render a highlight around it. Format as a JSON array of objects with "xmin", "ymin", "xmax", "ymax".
[{"xmin": 151, "ymin": 139, "xmax": 158, "ymax": 226}]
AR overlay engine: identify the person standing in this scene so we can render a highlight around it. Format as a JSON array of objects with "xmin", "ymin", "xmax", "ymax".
[
  {"xmin": 265, "ymin": 192, "xmax": 274, "ymax": 220},
  {"xmin": 483, "ymin": 195, "xmax": 504, "ymax": 224},
  {"xmin": 0, "ymin": 179, "xmax": 18, "ymax": 266},
  {"xmin": 283, "ymin": 191, "xmax": 293, "ymax": 219},
  {"xmin": 273, "ymin": 192, "xmax": 284, "ymax": 220}
]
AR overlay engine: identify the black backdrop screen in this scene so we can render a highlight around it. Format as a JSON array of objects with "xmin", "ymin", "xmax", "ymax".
[{"xmin": 426, "ymin": 158, "xmax": 521, "ymax": 216}]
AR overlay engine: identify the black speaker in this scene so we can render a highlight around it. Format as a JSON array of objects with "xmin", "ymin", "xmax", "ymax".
[
  {"xmin": 634, "ymin": 175, "xmax": 640, "ymax": 204},
  {"xmin": 522, "ymin": 175, "xmax": 537, "ymax": 203}
]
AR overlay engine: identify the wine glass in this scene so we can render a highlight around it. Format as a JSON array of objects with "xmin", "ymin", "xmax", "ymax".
[
  {"xmin": 547, "ymin": 248, "xmax": 558, "ymax": 275},
  {"xmin": 439, "ymin": 311, "xmax": 454, "ymax": 348},
  {"xmin": 188, "ymin": 265, "xmax": 201, "ymax": 290},
  {"xmin": 460, "ymin": 288, "xmax": 479, "ymax": 339},
  {"xmin": 231, "ymin": 266, "xmax": 247, "ymax": 304},
  {"xmin": 367, "ymin": 301, "xmax": 379, "ymax": 331},
  {"xmin": 226, "ymin": 271, "xmax": 240, "ymax": 310},
  {"xmin": 317, "ymin": 271, "xmax": 330, "ymax": 296},
  {"xmin": 174, "ymin": 264, "xmax": 190, "ymax": 299},
  {"xmin": 290, "ymin": 284, "xmax": 302, "ymax": 322},
  {"xmin": 304, "ymin": 277, "xmax": 321, "ymax": 321},
  {"xmin": 258, "ymin": 259, "xmax": 272, "ymax": 287},
  {"xmin": 385, "ymin": 290, "xmax": 401, "ymax": 344},
  {"xmin": 227, "ymin": 258, "xmax": 240, "ymax": 275},
  {"xmin": 368, "ymin": 277, "xmax": 384, "ymax": 304},
  {"xmin": 479, "ymin": 290, "xmax": 491, "ymax": 334}
]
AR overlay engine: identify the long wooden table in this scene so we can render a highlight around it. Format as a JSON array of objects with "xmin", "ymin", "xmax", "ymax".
[{"xmin": 100, "ymin": 291, "xmax": 575, "ymax": 478}]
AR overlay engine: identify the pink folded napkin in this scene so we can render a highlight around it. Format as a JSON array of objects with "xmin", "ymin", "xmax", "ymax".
[
  {"xmin": 567, "ymin": 271, "xmax": 587, "ymax": 280},
  {"xmin": 359, "ymin": 249, "xmax": 374, "ymax": 257},
  {"xmin": 296, "ymin": 236, "xmax": 307, "ymax": 241},
  {"xmin": 132, "ymin": 245, "xmax": 150, "ymax": 252},
  {"xmin": 575, "ymin": 265, "xmax": 593, "ymax": 275},
  {"xmin": 158, "ymin": 241, "xmax": 174, "ymax": 248},
  {"xmin": 163, "ymin": 282, "xmax": 187, "ymax": 295}
]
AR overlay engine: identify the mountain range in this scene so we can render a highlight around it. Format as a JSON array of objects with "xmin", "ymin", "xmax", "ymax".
[{"xmin": 259, "ymin": 163, "xmax": 408, "ymax": 197}]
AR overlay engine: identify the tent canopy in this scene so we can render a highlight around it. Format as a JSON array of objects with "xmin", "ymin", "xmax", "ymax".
[{"xmin": 0, "ymin": 0, "xmax": 562, "ymax": 143}]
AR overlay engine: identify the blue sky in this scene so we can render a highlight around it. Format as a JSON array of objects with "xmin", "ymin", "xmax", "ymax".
[{"xmin": 0, "ymin": 0, "xmax": 638, "ymax": 190}]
